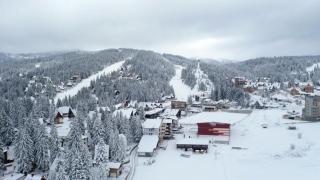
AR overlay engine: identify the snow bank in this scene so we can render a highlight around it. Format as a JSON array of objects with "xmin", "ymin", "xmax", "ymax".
[{"xmin": 54, "ymin": 60, "xmax": 125, "ymax": 103}]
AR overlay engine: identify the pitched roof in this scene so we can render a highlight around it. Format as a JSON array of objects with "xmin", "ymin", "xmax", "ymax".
[{"xmin": 138, "ymin": 135, "xmax": 159, "ymax": 153}]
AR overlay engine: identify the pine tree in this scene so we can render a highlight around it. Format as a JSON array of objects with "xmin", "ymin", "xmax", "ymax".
[
  {"xmin": 118, "ymin": 114, "xmax": 131, "ymax": 144},
  {"xmin": 0, "ymin": 140, "xmax": 4, "ymax": 173},
  {"xmin": 54, "ymin": 157, "xmax": 69, "ymax": 180},
  {"xmin": 118, "ymin": 134, "xmax": 127, "ymax": 162},
  {"xmin": 35, "ymin": 124, "xmax": 50, "ymax": 171},
  {"xmin": 92, "ymin": 116, "xmax": 106, "ymax": 146},
  {"xmin": 69, "ymin": 142, "xmax": 91, "ymax": 180},
  {"xmin": 14, "ymin": 127, "xmax": 34, "ymax": 173},
  {"xmin": 56, "ymin": 99, "xmax": 63, "ymax": 108},
  {"xmin": 130, "ymin": 116, "xmax": 143, "ymax": 142},
  {"xmin": 108, "ymin": 129, "xmax": 117, "ymax": 162},
  {"xmin": 103, "ymin": 113, "xmax": 113, "ymax": 145},
  {"xmin": 94, "ymin": 138, "xmax": 109, "ymax": 165},
  {"xmin": 75, "ymin": 106, "xmax": 86, "ymax": 135},
  {"xmin": 0, "ymin": 109, "xmax": 15, "ymax": 145},
  {"xmin": 49, "ymin": 125, "xmax": 60, "ymax": 164}
]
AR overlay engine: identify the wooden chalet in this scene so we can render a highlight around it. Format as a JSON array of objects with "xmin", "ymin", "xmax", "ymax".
[
  {"xmin": 108, "ymin": 162, "xmax": 123, "ymax": 177},
  {"xmin": 54, "ymin": 106, "xmax": 75, "ymax": 124}
]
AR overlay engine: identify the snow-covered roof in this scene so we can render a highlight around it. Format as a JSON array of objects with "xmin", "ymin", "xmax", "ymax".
[
  {"xmin": 108, "ymin": 162, "xmax": 122, "ymax": 169},
  {"xmin": 138, "ymin": 135, "xmax": 159, "ymax": 153},
  {"xmin": 145, "ymin": 108, "xmax": 164, "ymax": 115},
  {"xmin": 143, "ymin": 119, "xmax": 162, "ymax": 129},
  {"xmin": 162, "ymin": 119, "xmax": 173, "ymax": 124},
  {"xmin": 179, "ymin": 112, "xmax": 248, "ymax": 125},
  {"xmin": 176, "ymin": 138, "xmax": 209, "ymax": 146},
  {"xmin": 57, "ymin": 106, "xmax": 71, "ymax": 114},
  {"xmin": 161, "ymin": 109, "xmax": 180, "ymax": 117}
]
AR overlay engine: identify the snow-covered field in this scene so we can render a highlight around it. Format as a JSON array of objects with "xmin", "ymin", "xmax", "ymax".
[
  {"xmin": 54, "ymin": 60, "xmax": 125, "ymax": 102},
  {"xmin": 134, "ymin": 109, "xmax": 320, "ymax": 180},
  {"xmin": 169, "ymin": 65, "xmax": 193, "ymax": 101}
]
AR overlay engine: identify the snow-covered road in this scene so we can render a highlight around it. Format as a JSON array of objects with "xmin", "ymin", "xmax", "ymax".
[
  {"xmin": 169, "ymin": 65, "xmax": 193, "ymax": 101},
  {"xmin": 54, "ymin": 60, "xmax": 125, "ymax": 103}
]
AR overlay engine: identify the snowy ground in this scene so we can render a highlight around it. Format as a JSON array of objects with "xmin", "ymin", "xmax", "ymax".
[
  {"xmin": 169, "ymin": 65, "xmax": 193, "ymax": 101},
  {"xmin": 134, "ymin": 109, "xmax": 320, "ymax": 180},
  {"xmin": 54, "ymin": 60, "xmax": 126, "ymax": 102}
]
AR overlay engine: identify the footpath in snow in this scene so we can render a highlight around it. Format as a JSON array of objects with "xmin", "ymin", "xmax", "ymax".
[
  {"xmin": 54, "ymin": 60, "xmax": 125, "ymax": 102},
  {"xmin": 169, "ymin": 65, "xmax": 193, "ymax": 101}
]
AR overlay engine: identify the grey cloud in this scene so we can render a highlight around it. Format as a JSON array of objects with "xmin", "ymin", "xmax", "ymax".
[{"xmin": 0, "ymin": 0, "xmax": 320, "ymax": 60}]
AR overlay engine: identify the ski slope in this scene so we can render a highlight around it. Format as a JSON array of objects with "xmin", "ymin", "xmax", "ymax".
[
  {"xmin": 54, "ymin": 60, "xmax": 125, "ymax": 102},
  {"xmin": 169, "ymin": 65, "xmax": 193, "ymax": 101}
]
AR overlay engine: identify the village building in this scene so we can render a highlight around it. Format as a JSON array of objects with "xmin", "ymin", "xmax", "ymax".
[
  {"xmin": 161, "ymin": 119, "xmax": 173, "ymax": 139},
  {"xmin": 54, "ymin": 106, "xmax": 75, "ymax": 124},
  {"xmin": 137, "ymin": 135, "xmax": 159, "ymax": 157},
  {"xmin": 70, "ymin": 74, "xmax": 81, "ymax": 83},
  {"xmin": 202, "ymin": 105, "xmax": 218, "ymax": 112},
  {"xmin": 171, "ymin": 100, "xmax": 187, "ymax": 110},
  {"xmin": 303, "ymin": 95, "xmax": 320, "ymax": 121},
  {"xmin": 180, "ymin": 112, "xmax": 248, "ymax": 143},
  {"xmin": 2, "ymin": 146, "xmax": 14, "ymax": 165},
  {"xmin": 290, "ymin": 87, "xmax": 300, "ymax": 96},
  {"xmin": 233, "ymin": 76, "xmax": 246, "ymax": 87},
  {"xmin": 176, "ymin": 139, "xmax": 209, "ymax": 152},
  {"xmin": 142, "ymin": 118, "xmax": 163, "ymax": 137},
  {"xmin": 243, "ymin": 85, "xmax": 255, "ymax": 93},
  {"xmin": 160, "ymin": 109, "xmax": 181, "ymax": 128},
  {"xmin": 108, "ymin": 162, "xmax": 123, "ymax": 177},
  {"xmin": 303, "ymin": 83, "xmax": 314, "ymax": 93},
  {"xmin": 144, "ymin": 108, "xmax": 164, "ymax": 119},
  {"xmin": 252, "ymin": 100, "xmax": 265, "ymax": 109}
]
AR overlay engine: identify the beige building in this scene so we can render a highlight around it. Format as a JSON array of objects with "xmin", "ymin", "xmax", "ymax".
[{"xmin": 303, "ymin": 95, "xmax": 320, "ymax": 121}]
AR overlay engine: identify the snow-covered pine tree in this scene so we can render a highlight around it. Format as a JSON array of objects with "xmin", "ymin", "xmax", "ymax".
[
  {"xmin": 49, "ymin": 125, "xmax": 60, "ymax": 164},
  {"xmin": 117, "ymin": 113, "xmax": 132, "ymax": 144},
  {"xmin": 69, "ymin": 142, "xmax": 92, "ymax": 180},
  {"xmin": 108, "ymin": 129, "xmax": 117, "ymax": 162},
  {"xmin": 0, "ymin": 140, "xmax": 4, "ymax": 173},
  {"xmin": 118, "ymin": 134, "xmax": 127, "ymax": 162},
  {"xmin": 14, "ymin": 127, "xmax": 34, "ymax": 173},
  {"xmin": 103, "ymin": 113, "xmax": 114, "ymax": 145},
  {"xmin": 0, "ymin": 109, "xmax": 15, "ymax": 145},
  {"xmin": 67, "ymin": 119, "xmax": 83, "ymax": 150},
  {"xmin": 94, "ymin": 138, "xmax": 109, "ymax": 165},
  {"xmin": 92, "ymin": 116, "xmax": 106, "ymax": 147},
  {"xmin": 35, "ymin": 124, "xmax": 50, "ymax": 171},
  {"xmin": 56, "ymin": 99, "xmax": 63, "ymax": 108},
  {"xmin": 75, "ymin": 105, "xmax": 86, "ymax": 135},
  {"xmin": 91, "ymin": 163, "xmax": 108, "ymax": 180},
  {"xmin": 130, "ymin": 116, "xmax": 143, "ymax": 143},
  {"xmin": 54, "ymin": 157, "xmax": 70, "ymax": 180}
]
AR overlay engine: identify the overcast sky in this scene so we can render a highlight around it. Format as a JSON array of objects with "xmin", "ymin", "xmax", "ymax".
[{"xmin": 0, "ymin": 0, "xmax": 320, "ymax": 60}]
